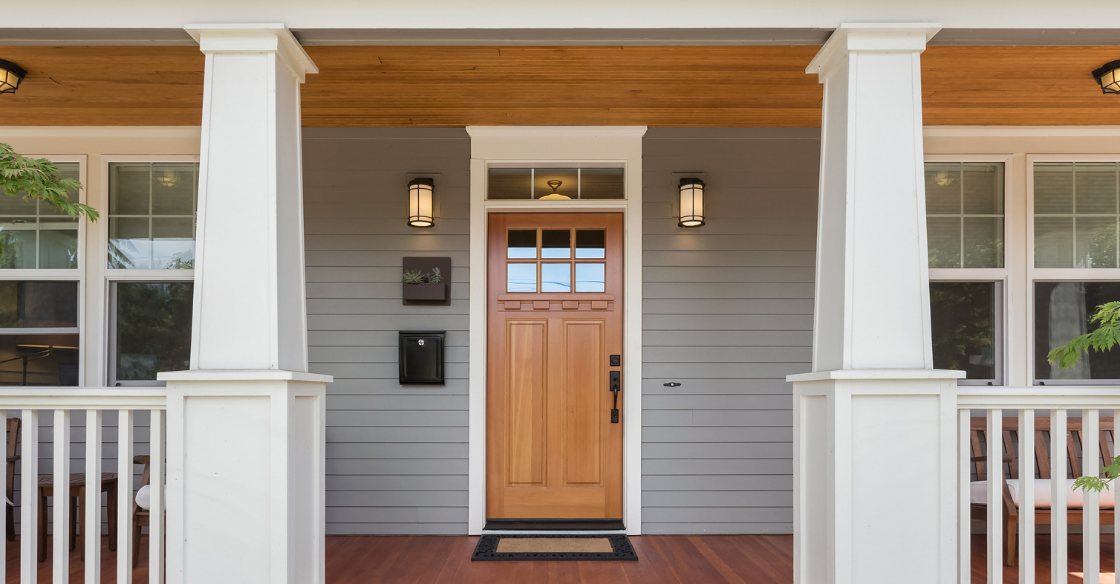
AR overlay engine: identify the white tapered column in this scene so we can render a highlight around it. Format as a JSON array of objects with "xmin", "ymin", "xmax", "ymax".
[
  {"xmin": 160, "ymin": 24, "xmax": 330, "ymax": 584},
  {"xmin": 790, "ymin": 24, "xmax": 963, "ymax": 584}
]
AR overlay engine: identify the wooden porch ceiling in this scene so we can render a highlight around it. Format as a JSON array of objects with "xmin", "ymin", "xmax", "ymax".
[{"xmin": 0, "ymin": 45, "xmax": 1115, "ymax": 127}]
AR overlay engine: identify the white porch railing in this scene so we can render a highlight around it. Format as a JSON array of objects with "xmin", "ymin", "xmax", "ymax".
[
  {"xmin": 957, "ymin": 387, "xmax": 1120, "ymax": 584},
  {"xmin": 0, "ymin": 388, "xmax": 166, "ymax": 584}
]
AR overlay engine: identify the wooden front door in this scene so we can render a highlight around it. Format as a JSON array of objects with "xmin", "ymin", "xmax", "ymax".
[{"xmin": 486, "ymin": 213, "xmax": 624, "ymax": 520}]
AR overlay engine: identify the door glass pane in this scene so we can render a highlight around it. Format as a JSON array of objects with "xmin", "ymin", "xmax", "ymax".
[
  {"xmin": 109, "ymin": 217, "xmax": 152, "ymax": 269},
  {"xmin": 1035, "ymin": 163, "xmax": 1074, "ymax": 214},
  {"xmin": 534, "ymin": 169, "xmax": 578, "ymax": 200},
  {"xmin": 541, "ymin": 263, "xmax": 572, "ymax": 293},
  {"xmin": 930, "ymin": 282, "xmax": 997, "ymax": 381},
  {"xmin": 1034, "ymin": 216, "xmax": 1073, "ymax": 268},
  {"xmin": 0, "ymin": 334, "xmax": 80, "ymax": 386},
  {"xmin": 115, "ymin": 282, "xmax": 194, "ymax": 382},
  {"xmin": 152, "ymin": 217, "xmax": 196, "ymax": 269},
  {"xmin": 541, "ymin": 230, "xmax": 571, "ymax": 259},
  {"xmin": 488, "ymin": 169, "xmax": 532, "ymax": 199},
  {"xmin": 506, "ymin": 263, "xmax": 537, "ymax": 293},
  {"xmin": 963, "ymin": 217, "xmax": 1005, "ymax": 268},
  {"xmin": 507, "ymin": 230, "xmax": 537, "ymax": 259},
  {"xmin": 580, "ymin": 168, "xmax": 625, "ymax": 199},
  {"xmin": 575, "ymin": 263, "xmax": 605, "ymax": 293},
  {"xmin": 1035, "ymin": 282, "xmax": 1120, "ymax": 381},
  {"xmin": 110, "ymin": 164, "xmax": 151, "ymax": 215},
  {"xmin": 0, "ymin": 281, "xmax": 78, "ymax": 328},
  {"xmin": 926, "ymin": 217, "xmax": 960, "ymax": 268},
  {"xmin": 1075, "ymin": 163, "xmax": 1118, "ymax": 214},
  {"xmin": 925, "ymin": 163, "xmax": 961, "ymax": 214},
  {"xmin": 1074, "ymin": 217, "xmax": 1118, "ymax": 268},
  {"xmin": 576, "ymin": 230, "xmax": 606, "ymax": 259}
]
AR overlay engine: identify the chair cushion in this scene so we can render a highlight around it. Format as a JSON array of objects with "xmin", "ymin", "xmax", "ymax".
[
  {"xmin": 971, "ymin": 479, "xmax": 1116, "ymax": 509},
  {"xmin": 135, "ymin": 485, "xmax": 150, "ymax": 510}
]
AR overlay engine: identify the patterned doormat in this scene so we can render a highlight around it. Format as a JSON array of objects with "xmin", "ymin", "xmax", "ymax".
[{"xmin": 471, "ymin": 534, "xmax": 638, "ymax": 561}]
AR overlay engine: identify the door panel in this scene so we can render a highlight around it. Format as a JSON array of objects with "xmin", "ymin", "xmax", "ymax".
[{"xmin": 487, "ymin": 213, "xmax": 624, "ymax": 520}]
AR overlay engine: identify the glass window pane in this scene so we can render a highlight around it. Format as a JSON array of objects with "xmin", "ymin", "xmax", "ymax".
[
  {"xmin": 925, "ymin": 163, "xmax": 961, "ymax": 214},
  {"xmin": 1075, "ymin": 163, "xmax": 1118, "ymax": 215},
  {"xmin": 1035, "ymin": 282, "xmax": 1120, "ymax": 381},
  {"xmin": 109, "ymin": 217, "xmax": 151, "ymax": 269},
  {"xmin": 534, "ymin": 169, "xmax": 578, "ymax": 200},
  {"xmin": 0, "ymin": 229, "xmax": 36, "ymax": 269},
  {"xmin": 507, "ymin": 230, "xmax": 537, "ymax": 259},
  {"xmin": 152, "ymin": 217, "xmax": 195, "ymax": 269},
  {"xmin": 575, "ymin": 263, "xmax": 605, "ymax": 293},
  {"xmin": 0, "ymin": 195, "xmax": 38, "ymax": 216},
  {"xmin": 541, "ymin": 230, "xmax": 571, "ymax": 259},
  {"xmin": 0, "ymin": 334, "xmax": 80, "ymax": 386},
  {"xmin": 506, "ymin": 263, "xmax": 537, "ymax": 293},
  {"xmin": 962, "ymin": 163, "xmax": 1004, "ymax": 215},
  {"xmin": 1074, "ymin": 217, "xmax": 1118, "ymax": 269},
  {"xmin": 1035, "ymin": 163, "xmax": 1074, "ymax": 214},
  {"xmin": 576, "ymin": 230, "xmax": 606, "ymax": 259},
  {"xmin": 110, "ymin": 164, "xmax": 151, "ymax": 215},
  {"xmin": 926, "ymin": 217, "xmax": 961, "ymax": 269},
  {"xmin": 541, "ymin": 263, "xmax": 572, "ymax": 293},
  {"xmin": 488, "ymin": 168, "xmax": 532, "ymax": 199},
  {"xmin": 930, "ymin": 282, "xmax": 997, "ymax": 381},
  {"xmin": 150, "ymin": 163, "xmax": 196, "ymax": 215},
  {"xmin": 963, "ymin": 217, "xmax": 1004, "ymax": 268},
  {"xmin": 580, "ymin": 168, "xmax": 625, "ymax": 199},
  {"xmin": 1034, "ymin": 216, "xmax": 1073, "ymax": 268},
  {"xmin": 115, "ymin": 282, "xmax": 194, "ymax": 382},
  {"xmin": 0, "ymin": 281, "xmax": 78, "ymax": 328},
  {"xmin": 38, "ymin": 218, "xmax": 78, "ymax": 269}
]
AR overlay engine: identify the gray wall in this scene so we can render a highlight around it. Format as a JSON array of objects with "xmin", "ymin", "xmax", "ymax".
[
  {"xmin": 303, "ymin": 128, "xmax": 471, "ymax": 535},
  {"xmin": 641, "ymin": 128, "xmax": 819, "ymax": 534}
]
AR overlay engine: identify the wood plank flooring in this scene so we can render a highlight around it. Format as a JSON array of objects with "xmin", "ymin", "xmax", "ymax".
[{"xmin": 3, "ymin": 533, "xmax": 1116, "ymax": 583}]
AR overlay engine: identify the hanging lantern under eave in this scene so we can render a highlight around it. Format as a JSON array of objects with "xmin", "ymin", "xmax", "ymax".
[
  {"xmin": 1093, "ymin": 60, "xmax": 1120, "ymax": 95},
  {"xmin": 408, "ymin": 178, "xmax": 434, "ymax": 228},
  {"xmin": 678, "ymin": 178, "xmax": 705, "ymax": 228},
  {"xmin": 0, "ymin": 60, "xmax": 27, "ymax": 95}
]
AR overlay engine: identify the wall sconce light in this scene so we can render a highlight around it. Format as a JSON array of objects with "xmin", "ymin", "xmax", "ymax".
[
  {"xmin": 408, "ymin": 178, "xmax": 434, "ymax": 228},
  {"xmin": 1093, "ymin": 60, "xmax": 1120, "ymax": 94},
  {"xmin": 0, "ymin": 60, "xmax": 27, "ymax": 95},
  {"xmin": 678, "ymin": 178, "xmax": 705, "ymax": 227}
]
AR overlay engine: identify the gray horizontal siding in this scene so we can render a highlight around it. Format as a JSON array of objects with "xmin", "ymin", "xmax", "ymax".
[
  {"xmin": 641, "ymin": 128, "xmax": 818, "ymax": 535},
  {"xmin": 303, "ymin": 128, "xmax": 470, "ymax": 536}
]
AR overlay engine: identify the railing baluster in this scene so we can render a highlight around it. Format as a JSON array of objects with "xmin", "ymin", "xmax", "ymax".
[
  {"xmin": 86, "ymin": 410, "xmax": 102, "ymax": 584},
  {"xmin": 118, "ymin": 410, "xmax": 134, "ymax": 584},
  {"xmin": 21, "ymin": 409, "xmax": 38, "ymax": 584},
  {"xmin": 959, "ymin": 409, "xmax": 970, "ymax": 584},
  {"xmin": 987, "ymin": 409, "xmax": 1002, "ymax": 581},
  {"xmin": 1052, "ymin": 409, "xmax": 1068, "ymax": 584},
  {"xmin": 1084, "ymin": 410, "xmax": 1100, "ymax": 584},
  {"xmin": 150, "ymin": 410, "xmax": 165, "ymax": 584},
  {"xmin": 1019, "ymin": 410, "xmax": 1035, "ymax": 584},
  {"xmin": 52, "ymin": 410, "xmax": 70, "ymax": 584}
]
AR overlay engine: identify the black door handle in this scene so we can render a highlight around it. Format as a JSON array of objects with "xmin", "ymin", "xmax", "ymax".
[{"xmin": 609, "ymin": 371, "xmax": 620, "ymax": 423}]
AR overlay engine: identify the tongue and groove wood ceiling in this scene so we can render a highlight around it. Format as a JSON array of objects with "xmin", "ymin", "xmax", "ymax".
[{"xmin": 0, "ymin": 45, "xmax": 1115, "ymax": 126}]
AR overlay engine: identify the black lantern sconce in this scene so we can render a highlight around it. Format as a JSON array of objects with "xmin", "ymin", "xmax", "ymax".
[
  {"xmin": 0, "ymin": 60, "xmax": 27, "ymax": 95},
  {"xmin": 408, "ymin": 178, "xmax": 434, "ymax": 228},
  {"xmin": 1093, "ymin": 60, "xmax": 1120, "ymax": 95},
  {"xmin": 678, "ymin": 177, "xmax": 705, "ymax": 228}
]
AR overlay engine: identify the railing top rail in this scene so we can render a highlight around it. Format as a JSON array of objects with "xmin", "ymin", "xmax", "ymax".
[
  {"xmin": 0, "ymin": 387, "xmax": 167, "ymax": 410},
  {"xmin": 957, "ymin": 386, "xmax": 1120, "ymax": 410}
]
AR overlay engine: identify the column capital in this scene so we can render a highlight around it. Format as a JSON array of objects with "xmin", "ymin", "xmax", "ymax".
[
  {"xmin": 185, "ymin": 23, "xmax": 318, "ymax": 82},
  {"xmin": 807, "ymin": 22, "xmax": 942, "ymax": 80}
]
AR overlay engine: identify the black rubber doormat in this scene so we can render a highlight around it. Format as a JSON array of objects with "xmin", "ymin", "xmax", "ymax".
[{"xmin": 471, "ymin": 534, "xmax": 638, "ymax": 561}]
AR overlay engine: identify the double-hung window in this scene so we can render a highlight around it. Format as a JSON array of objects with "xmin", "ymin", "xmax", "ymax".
[
  {"xmin": 925, "ymin": 160, "xmax": 1007, "ymax": 385},
  {"xmin": 106, "ymin": 161, "xmax": 198, "ymax": 386}
]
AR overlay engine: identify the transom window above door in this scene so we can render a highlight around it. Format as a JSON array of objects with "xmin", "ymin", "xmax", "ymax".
[
  {"xmin": 506, "ymin": 228, "xmax": 606, "ymax": 293},
  {"xmin": 488, "ymin": 167, "xmax": 624, "ymax": 200}
]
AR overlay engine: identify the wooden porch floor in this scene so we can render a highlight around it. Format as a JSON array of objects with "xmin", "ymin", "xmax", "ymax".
[{"xmin": 1, "ymin": 533, "xmax": 1113, "ymax": 583}]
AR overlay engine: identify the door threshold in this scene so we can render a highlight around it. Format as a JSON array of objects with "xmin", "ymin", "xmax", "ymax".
[{"xmin": 483, "ymin": 519, "xmax": 625, "ymax": 531}]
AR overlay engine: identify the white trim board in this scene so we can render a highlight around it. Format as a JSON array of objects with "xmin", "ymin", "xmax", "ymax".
[{"xmin": 466, "ymin": 126, "xmax": 646, "ymax": 536}]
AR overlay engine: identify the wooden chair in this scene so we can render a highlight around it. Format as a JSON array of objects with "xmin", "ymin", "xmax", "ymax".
[
  {"xmin": 6, "ymin": 418, "xmax": 19, "ymax": 542},
  {"xmin": 132, "ymin": 455, "xmax": 150, "ymax": 568},
  {"xmin": 969, "ymin": 417, "xmax": 1115, "ymax": 567}
]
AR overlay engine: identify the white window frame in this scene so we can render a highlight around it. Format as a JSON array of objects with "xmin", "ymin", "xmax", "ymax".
[
  {"xmin": 1027, "ymin": 154, "xmax": 1120, "ymax": 385},
  {"xmin": 926, "ymin": 154, "xmax": 1012, "ymax": 386}
]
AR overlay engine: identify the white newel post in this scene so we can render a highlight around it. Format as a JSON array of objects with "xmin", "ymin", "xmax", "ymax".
[
  {"xmin": 789, "ymin": 24, "xmax": 963, "ymax": 584},
  {"xmin": 159, "ymin": 24, "xmax": 330, "ymax": 584}
]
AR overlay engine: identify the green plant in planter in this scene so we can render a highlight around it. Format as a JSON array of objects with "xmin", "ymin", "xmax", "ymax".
[
  {"xmin": 426, "ymin": 267, "xmax": 444, "ymax": 284},
  {"xmin": 1048, "ymin": 301, "xmax": 1120, "ymax": 493},
  {"xmin": 402, "ymin": 269, "xmax": 426, "ymax": 285},
  {"xmin": 0, "ymin": 142, "xmax": 98, "ymax": 256}
]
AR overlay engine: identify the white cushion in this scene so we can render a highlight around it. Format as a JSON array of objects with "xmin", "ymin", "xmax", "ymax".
[
  {"xmin": 135, "ymin": 485, "xmax": 150, "ymax": 511},
  {"xmin": 971, "ymin": 479, "xmax": 1116, "ymax": 509}
]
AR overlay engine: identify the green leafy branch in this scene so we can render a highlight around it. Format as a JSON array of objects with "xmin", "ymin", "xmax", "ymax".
[
  {"xmin": 1074, "ymin": 458, "xmax": 1120, "ymax": 493},
  {"xmin": 0, "ymin": 142, "xmax": 98, "ymax": 221}
]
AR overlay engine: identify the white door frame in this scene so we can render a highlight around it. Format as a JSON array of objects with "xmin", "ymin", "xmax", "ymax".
[{"xmin": 466, "ymin": 126, "xmax": 646, "ymax": 535}]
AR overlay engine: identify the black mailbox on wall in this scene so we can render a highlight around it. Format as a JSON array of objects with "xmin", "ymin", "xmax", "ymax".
[{"xmin": 399, "ymin": 331, "xmax": 445, "ymax": 384}]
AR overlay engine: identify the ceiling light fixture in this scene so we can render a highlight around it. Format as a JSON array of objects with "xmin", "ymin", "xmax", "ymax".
[
  {"xmin": 539, "ymin": 179, "xmax": 570, "ymax": 200},
  {"xmin": 0, "ymin": 60, "xmax": 27, "ymax": 95},
  {"xmin": 1093, "ymin": 60, "xmax": 1120, "ymax": 94}
]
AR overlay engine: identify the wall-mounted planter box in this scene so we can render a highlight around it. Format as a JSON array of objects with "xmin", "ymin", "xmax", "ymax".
[{"xmin": 402, "ymin": 256, "xmax": 452, "ymax": 306}]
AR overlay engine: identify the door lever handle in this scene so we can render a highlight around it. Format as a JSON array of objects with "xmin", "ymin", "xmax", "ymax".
[{"xmin": 609, "ymin": 371, "xmax": 621, "ymax": 423}]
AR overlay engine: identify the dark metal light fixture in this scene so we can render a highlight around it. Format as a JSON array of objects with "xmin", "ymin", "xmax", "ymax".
[
  {"xmin": 678, "ymin": 178, "xmax": 705, "ymax": 227},
  {"xmin": 0, "ymin": 60, "xmax": 27, "ymax": 95},
  {"xmin": 1093, "ymin": 60, "xmax": 1120, "ymax": 94},
  {"xmin": 408, "ymin": 178, "xmax": 434, "ymax": 228}
]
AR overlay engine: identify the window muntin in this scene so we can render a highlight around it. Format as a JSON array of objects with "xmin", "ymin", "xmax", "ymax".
[
  {"xmin": 1034, "ymin": 281, "xmax": 1120, "ymax": 383},
  {"xmin": 108, "ymin": 162, "xmax": 199, "ymax": 269},
  {"xmin": 0, "ymin": 280, "xmax": 80, "ymax": 386},
  {"xmin": 488, "ymin": 168, "xmax": 624, "ymax": 200},
  {"xmin": 1034, "ymin": 162, "xmax": 1120, "ymax": 268},
  {"xmin": 930, "ymin": 282, "xmax": 1001, "ymax": 384},
  {"xmin": 0, "ymin": 162, "xmax": 80, "ymax": 270},
  {"xmin": 926, "ymin": 162, "xmax": 1005, "ymax": 268},
  {"xmin": 110, "ymin": 281, "xmax": 193, "ymax": 385}
]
